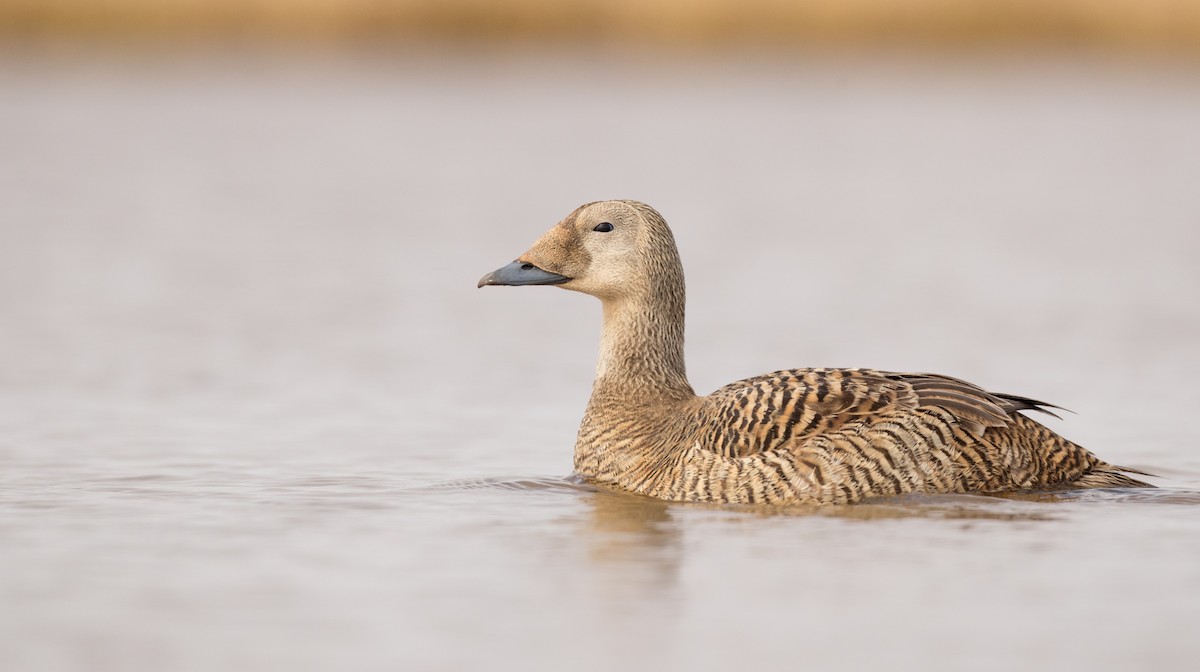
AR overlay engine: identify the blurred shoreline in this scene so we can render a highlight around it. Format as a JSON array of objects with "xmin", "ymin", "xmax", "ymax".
[{"xmin": 2, "ymin": 0, "xmax": 1200, "ymax": 57}]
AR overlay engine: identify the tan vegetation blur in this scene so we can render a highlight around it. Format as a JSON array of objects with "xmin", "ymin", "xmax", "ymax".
[{"xmin": 3, "ymin": 0, "xmax": 1200, "ymax": 53}]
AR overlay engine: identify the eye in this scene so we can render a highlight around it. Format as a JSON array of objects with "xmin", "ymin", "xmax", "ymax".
[{"xmin": 593, "ymin": 222, "xmax": 614, "ymax": 233}]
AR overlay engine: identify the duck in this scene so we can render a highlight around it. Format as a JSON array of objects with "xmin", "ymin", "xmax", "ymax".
[{"xmin": 477, "ymin": 200, "xmax": 1151, "ymax": 505}]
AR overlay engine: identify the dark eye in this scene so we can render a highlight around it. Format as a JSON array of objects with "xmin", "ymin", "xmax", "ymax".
[{"xmin": 593, "ymin": 222, "xmax": 614, "ymax": 233}]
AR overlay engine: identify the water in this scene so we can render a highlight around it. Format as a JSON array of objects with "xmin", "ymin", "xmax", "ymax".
[{"xmin": 2, "ymin": 47, "xmax": 1199, "ymax": 671}]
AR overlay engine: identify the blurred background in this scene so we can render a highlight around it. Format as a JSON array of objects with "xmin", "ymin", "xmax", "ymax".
[
  {"xmin": 3, "ymin": 0, "xmax": 1200, "ymax": 52},
  {"xmin": 3, "ymin": 3, "xmax": 1199, "ymax": 672}
]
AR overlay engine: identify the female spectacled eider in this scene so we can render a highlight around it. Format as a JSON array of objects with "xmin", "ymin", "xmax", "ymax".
[{"xmin": 478, "ymin": 200, "xmax": 1151, "ymax": 505}]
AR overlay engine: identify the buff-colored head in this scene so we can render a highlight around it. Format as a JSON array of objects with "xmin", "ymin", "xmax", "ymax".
[{"xmin": 478, "ymin": 200, "xmax": 682, "ymax": 303}]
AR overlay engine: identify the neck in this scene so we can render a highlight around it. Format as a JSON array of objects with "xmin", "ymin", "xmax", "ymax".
[{"xmin": 593, "ymin": 289, "xmax": 694, "ymax": 401}]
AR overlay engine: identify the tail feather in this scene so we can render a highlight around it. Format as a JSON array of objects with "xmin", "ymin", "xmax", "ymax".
[
  {"xmin": 1074, "ymin": 465, "xmax": 1155, "ymax": 489},
  {"xmin": 992, "ymin": 391, "xmax": 1069, "ymax": 420}
]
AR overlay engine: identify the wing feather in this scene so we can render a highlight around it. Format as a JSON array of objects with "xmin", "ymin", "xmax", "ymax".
[{"xmin": 697, "ymin": 369, "xmax": 1067, "ymax": 457}]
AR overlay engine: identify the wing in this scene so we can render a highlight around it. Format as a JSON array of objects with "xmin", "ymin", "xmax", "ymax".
[{"xmin": 693, "ymin": 368, "xmax": 1063, "ymax": 458}]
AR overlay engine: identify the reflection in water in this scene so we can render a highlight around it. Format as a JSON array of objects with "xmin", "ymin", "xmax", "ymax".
[
  {"xmin": 743, "ymin": 495, "xmax": 1062, "ymax": 522},
  {"xmin": 992, "ymin": 487, "xmax": 1200, "ymax": 505},
  {"xmin": 582, "ymin": 489, "xmax": 682, "ymax": 574},
  {"xmin": 580, "ymin": 487, "xmax": 1062, "ymax": 525},
  {"xmin": 565, "ymin": 485, "xmax": 1068, "ymax": 596},
  {"xmin": 574, "ymin": 483, "xmax": 1200, "ymax": 530},
  {"xmin": 576, "ymin": 490, "xmax": 685, "ymax": 614},
  {"xmin": 564, "ymin": 488, "xmax": 686, "ymax": 668}
]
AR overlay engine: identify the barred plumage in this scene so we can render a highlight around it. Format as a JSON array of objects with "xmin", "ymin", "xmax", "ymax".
[{"xmin": 479, "ymin": 200, "xmax": 1151, "ymax": 505}]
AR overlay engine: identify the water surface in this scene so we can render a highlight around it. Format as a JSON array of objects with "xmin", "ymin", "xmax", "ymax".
[{"xmin": 2, "ymin": 48, "xmax": 1199, "ymax": 671}]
